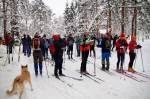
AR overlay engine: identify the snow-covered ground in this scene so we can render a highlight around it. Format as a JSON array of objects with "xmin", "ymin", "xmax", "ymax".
[{"xmin": 0, "ymin": 39, "xmax": 150, "ymax": 99}]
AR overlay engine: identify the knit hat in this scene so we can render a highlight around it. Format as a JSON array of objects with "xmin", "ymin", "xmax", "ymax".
[
  {"xmin": 120, "ymin": 33, "xmax": 125, "ymax": 37},
  {"xmin": 131, "ymin": 35, "xmax": 136, "ymax": 41},
  {"xmin": 53, "ymin": 34, "xmax": 60, "ymax": 41}
]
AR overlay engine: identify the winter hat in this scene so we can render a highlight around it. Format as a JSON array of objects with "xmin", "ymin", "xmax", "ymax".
[
  {"xmin": 120, "ymin": 33, "xmax": 126, "ymax": 39},
  {"xmin": 131, "ymin": 35, "xmax": 136, "ymax": 41},
  {"xmin": 34, "ymin": 32, "xmax": 39, "ymax": 38},
  {"xmin": 120, "ymin": 33, "xmax": 125, "ymax": 37},
  {"xmin": 53, "ymin": 33, "xmax": 60, "ymax": 41}
]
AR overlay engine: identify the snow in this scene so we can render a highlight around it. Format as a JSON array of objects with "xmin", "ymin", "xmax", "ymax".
[{"xmin": 0, "ymin": 39, "xmax": 150, "ymax": 99}]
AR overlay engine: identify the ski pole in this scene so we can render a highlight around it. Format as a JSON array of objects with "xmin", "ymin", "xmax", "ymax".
[
  {"xmin": 94, "ymin": 57, "xmax": 96, "ymax": 76},
  {"xmin": 140, "ymin": 48, "xmax": 145, "ymax": 72},
  {"xmin": 8, "ymin": 45, "xmax": 10, "ymax": 64},
  {"xmin": 18, "ymin": 37, "xmax": 21, "ymax": 62},
  {"xmin": 45, "ymin": 60, "xmax": 50, "ymax": 78},
  {"xmin": 134, "ymin": 49, "xmax": 138, "ymax": 68}
]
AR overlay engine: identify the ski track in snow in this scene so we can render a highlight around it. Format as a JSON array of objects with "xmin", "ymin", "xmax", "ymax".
[{"xmin": 0, "ymin": 40, "xmax": 150, "ymax": 99}]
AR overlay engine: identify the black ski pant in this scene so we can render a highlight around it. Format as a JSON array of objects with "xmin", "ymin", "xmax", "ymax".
[
  {"xmin": 90, "ymin": 45, "xmax": 95, "ymax": 57},
  {"xmin": 117, "ymin": 52, "xmax": 125, "ymax": 69},
  {"xmin": 7, "ymin": 45, "xmax": 13, "ymax": 54},
  {"xmin": 67, "ymin": 45, "xmax": 73, "ymax": 59},
  {"xmin": 54, "ymin": 55, "xmax": 63, "ymax": 76},
  {"xmin": 128, "ymin": 52, "xmax": 136, "ymax": 68},
  {"xmin": 80, "ymin": 51, "xmax": 89, "ymax": 73}
]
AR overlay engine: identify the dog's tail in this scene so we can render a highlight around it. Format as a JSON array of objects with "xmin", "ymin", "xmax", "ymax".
[{"xmin": 6, "ymin": 77, "xmax": 19, "ymax": 95}]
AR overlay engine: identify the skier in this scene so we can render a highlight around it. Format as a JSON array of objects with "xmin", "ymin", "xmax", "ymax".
[
  {"xmin": 99, "ymin": 34, "xmax": 111, "ymax": 71},
  {"xmin": 42, "ymin": 34, "xmax": 49, "ymax": 60},
  {"xmin": 32, "ymin": 32, "xmax": 43, "ymax": 77},
  {"xmin": 90, "ymin": 35, "xmax": 96, "ymax": 57},
  {"xmin": 80, "ymin": 33, "xmax": 91, "ymax": 74},
  {"xmin": 67, "ymin": 34, "xmax": 74, "ymax": 59},
  {"xmin": 128, "ymin": 36, "xmax": 142, "ymax": 72},
  {"xmin": 115, "ymin": 33, "xmax": 128, "ymax": 72},
  {"xmin": 22, "ymin": 34, "xmax": 31, "ymax": 57},
  {"xmin": 75, "ymin": 35, "xmax": 81, "ymax": 57},
  {"xmin": 27, "ymin": 35, "xmax": 32, "ymax": 57},
  {"xmin": 111, "ymin": 34, "xmax": 119, "ymax": 51},
  {"xmin": 50, "ymin": 34, "xmax": 65, "ymax": 78},
  {"xmin": 5, "ymin": 33, "xmax": 14, "ymax": 54}
]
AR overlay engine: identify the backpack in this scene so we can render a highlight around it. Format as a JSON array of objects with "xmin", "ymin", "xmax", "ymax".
[
  {"xmin": 68, "ymin": 40, "xmax": 73, "ymax": 46},
  {"xmin": 104, "ymin": 39, "xmax": 111, "ymax": 49},
  {"xmin": 33, "ymin": 38, "xmax": 40, "ymax": 49},
  {"xmin": 119, "ymin": 40, "xmax": 127, "ymax": 53}
]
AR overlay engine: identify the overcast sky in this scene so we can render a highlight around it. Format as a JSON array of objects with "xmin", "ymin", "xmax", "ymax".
[{"xmin": 30, "ymin": 0, "xmax": 73, "ymax": 17}]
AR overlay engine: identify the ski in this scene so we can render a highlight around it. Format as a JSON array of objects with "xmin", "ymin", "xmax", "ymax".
[
  {"xmin": 134, "ymin": 71, "xmax": 150, "ymax": 79},
  {"xmin": 125, "ymin": 70, "xmax": 150, "ymax": 80},
  {"xmin": 123, "ymin": 72, "xmax": 146, "ymax": 82},
  {"xmin": 82, "ymin": 74, "xmax": 101, "ymax": 84},
  {"xmin": 69, "ymin": 59, "xmax": 77, "ymax": 63},
  {"xmin": 70, "ymin": 59, "xmax": 77, "ymax": 62},
  {"xmin": 56, "ymin": 77, "xmax": 73, "ymax": 88},
  {"xmin": 114, "ymin": 70, "xmax": 146, "ymax": 82},
  {"xmin": 62, "ymin": 75, "xmax": 83, "ymax": 81},
  {"xmin": 85, "ymin": 73, "xmax": 104, "ymax": 82}
]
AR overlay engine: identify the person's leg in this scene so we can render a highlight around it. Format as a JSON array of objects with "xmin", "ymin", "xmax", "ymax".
[
  {"xmin": 105, "ymin": 52, "xmax": 110, "ymax": 71},
  {"xmin": 33, "ymin": 51, "xmax": 38, "ymax": 76},
  {"xmin": 84, "ymin": 51, "xmax": 89, "ymax": 72},
  {"xmin": 54, "ymin": 56, "xmax": 59, "ymax": 77},
  {"xmin": 39, "ymin": 50, "xmax": 43, "ymax": 75},
  {"xmin": 101, "ymin": 52, "xmax": 106, "ymax": 70},
  {"xmin": 120, "ymin": 53, "xmax": 125, "ymax": 70},
  {"xmin": 128, "ymin": 52, "xmax": 136, "ymax": 72},
  {"xmin": 70, "ymin": 45, "xmax": 73, "ymax": 59},
  {"xmin": 59, "ymin": 57, "xmax": 64, "ymax": 75},
  {"xmin": 117, "ymin": 52, "xmax": 121, "ymax": 70},
  {"xmin": 80, "ymin": 52, "xmax": 85, "ymax": 73}
]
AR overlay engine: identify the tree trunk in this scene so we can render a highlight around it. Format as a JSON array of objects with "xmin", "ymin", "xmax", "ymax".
[
  {"xmin": 131, "ymin": 0, "xmax": 137, "ymax": 37},
  {"xmin": 121, "ymin": 0, "xmax": 125, "ymax": 33},
  {"xmin": 2, "ymin": 0, "xmax": 7, "ymax": 38}
]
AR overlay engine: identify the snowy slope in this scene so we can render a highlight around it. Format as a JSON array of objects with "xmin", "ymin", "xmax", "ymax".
[{"xmin": 0, "ymin": 39, "xmax": 150, "ymax": 99}]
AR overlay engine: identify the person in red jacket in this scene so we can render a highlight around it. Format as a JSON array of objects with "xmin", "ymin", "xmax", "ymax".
[
  {"xmin": 5, "ymin": 33, "xmax": 14, "ymax": 54},
  {"xmin": 115, "ymin": 33, "xmax": 128, "ymax": 72},
  {"xmin": 128, "ymin": 36, "xmax": 142, "ymax": 72},
  {"xmin": 80, "ymin": 33, "xmax": 91, "ymax": 74}
]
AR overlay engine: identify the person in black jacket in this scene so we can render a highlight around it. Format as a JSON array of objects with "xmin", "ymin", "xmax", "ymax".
[
  {"xmin": 67, "ymin": 34, "xmax": 74, "ymax": 59},
  {"xmin": 52, "ymin": 34, "xmax": 65, "ymax": 78},
  {"xmin": 99, "ymin": 34, "xmax": 111, "ymax": 71}
]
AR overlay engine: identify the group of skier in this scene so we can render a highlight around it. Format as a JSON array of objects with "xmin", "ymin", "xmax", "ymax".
[{"xmin": 4, "ymin": 31, "xmax": 142, "ymax": 78}]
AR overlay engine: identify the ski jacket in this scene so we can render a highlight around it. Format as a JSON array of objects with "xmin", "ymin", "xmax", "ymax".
[
  {"xmin": 5, "ymin": 35, "xmax": 13, "ymax": 46},
  {"xmin": 100, "ymin": 38, "xmax": 111, "ymax": 53},
  {"xmin": 80, "ymin": 37, "xmax": 91, "ymax": 52},
  {"xmin": 67, "ymin": 36, "xmax": 74, "ymax": 46},
  {"xmin": 50, "ymin": 35, "xmax": 63, "ymax": 57},
  {"xmin": 128, "ymin": 40, "xmax": 142, "ymax": 53},
  {"xmin": 116, "ymin": 39, "xmax": 128, "ymax": 53}
]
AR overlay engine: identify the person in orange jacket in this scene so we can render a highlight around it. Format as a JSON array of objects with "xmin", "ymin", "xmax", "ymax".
[
  {"xmin": 128, "ymin": 36, "xmax": 142, "ymax": 72},
  {"xmin": 115, "ymin": 33, "xmax": 128, "ymax": 72}
]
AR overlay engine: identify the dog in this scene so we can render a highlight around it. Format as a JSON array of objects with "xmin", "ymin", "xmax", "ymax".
[{"xmin": 6, "ymin": 65, "xmax": 33, "ymax": 99}]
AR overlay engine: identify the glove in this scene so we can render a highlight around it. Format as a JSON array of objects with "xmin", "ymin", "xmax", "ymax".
[{"xmin": 137, "ymin": 45, "xmax": 142, "ymax": 49}]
